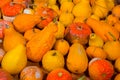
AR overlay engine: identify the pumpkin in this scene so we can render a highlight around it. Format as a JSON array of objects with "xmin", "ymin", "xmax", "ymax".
[
  {"xmin": 65, "ymin": 22, "xmax": 92, "ymax": 45},
  {"xmin": 46, "ymin": 68, "xmax": 72, "ymax": 80},
  {"xmin": 1, "ymin": 2, "xmax": 24, "ymax": 22},
  {"xmin": 88, "ymin": 58, "xmax": 114, "ymax": 80},
  {"xmin": 20, "ymin": 66, "xmax": 43, "ymax": 80},
  {"xmin": 26, "ymin": 21, "xmax": 58, "ymax": 62},
  {"xmin": 0, "ymin": 68, "xmax": 13, "ymax": 80},
  {"xmin": 0, "ymin": 0, "xmax": 12, "ymax": 8},
  {"xmin": 35, "ymin": 7, "xmax": 58, "ymax": 29}
]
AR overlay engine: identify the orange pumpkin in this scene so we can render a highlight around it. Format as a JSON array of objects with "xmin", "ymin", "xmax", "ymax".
[
  {"xmin": 65, "ymin": 22, "xmax": 92, "ymax": 45},
  {"xmin": 0, "ymin": 0, "xmax": 12, "ymax": 8},
  {"xmin": 88, "ymin": 58, "xmax": 114, "ymax": 80},
  {"xmin": 35, "ymin": 7, "xmax": 58, "ymax": 29},
  {"xmin": 1, "ymin": 2, "xmax": 24, "ymax": 22},
  {"xmin": 46, "ymin": 68, "xmax": 72, "ymax": 80},
  {"xmin": 1, "ymin": 2, "xmax": 24, "ymax": 16}
]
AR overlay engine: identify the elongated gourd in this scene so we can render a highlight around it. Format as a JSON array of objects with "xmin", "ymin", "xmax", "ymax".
[
  {"xmin": 86, "ymin": 18, "xmax": 119, "ymax": 42},
  {"xmin": 26, "ymin": 21, "xmax": 58, "ymax": 62}
]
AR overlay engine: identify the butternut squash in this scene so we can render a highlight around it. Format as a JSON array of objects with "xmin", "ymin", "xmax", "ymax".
[
  {"xmin": 86, "ymin": 18, "xmax": 119, "ymax": 42},
  {"xmin": 26, "ymin": 21, "xmax": 58, "ymax": 62}
]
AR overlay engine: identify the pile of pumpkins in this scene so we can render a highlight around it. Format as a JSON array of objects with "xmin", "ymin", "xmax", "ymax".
[{"xmin": 1, "ymin": 0, "xmax": 120, "ymax": 80}]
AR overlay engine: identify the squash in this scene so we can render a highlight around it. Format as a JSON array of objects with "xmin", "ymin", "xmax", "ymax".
[
  {"xmin": 3, "ymin": 21, "xmax": 26, "ymax": 52},
  {"xmin": 90, "ymin": 0, "xmax": 115, "ymax": 18},
  {"xmin": 24, "ymin": 28, "xmax": 41, "ymax": 41},
  {"xmin": 13, "ymin": 14, "xmax": 41, "ymax": 33},
  {"xmin": 26, "ymin": 21, "xmax": 58, "ymax": 62},
  {"xmin": 86, "ymin": 18, "xmax": 119, "ymax": 42},
  {"xmin": 66, "ymin": 43, "xmax": 88, "ymax": 74}
]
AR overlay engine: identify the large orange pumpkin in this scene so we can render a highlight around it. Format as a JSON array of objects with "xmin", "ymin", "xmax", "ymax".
[{"xmin": 88, "ymin": 58, "xmax": 114, "ymax": 80}]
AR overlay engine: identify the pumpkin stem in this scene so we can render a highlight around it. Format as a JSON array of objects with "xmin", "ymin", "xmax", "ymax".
[
  {"xmin": 90, "ymin": 33, "xmax": 96, "ymax": 39},
  {"xmin": 52, "ymin": 52, "xmax": 56, "ymax": 56},
  {"xmin": 108, "ymin": 32, "xmax": 116, "ymax": 41},
  {"xmin": 53, "ymin": 17, "xmax": 58, "ymax": 24},
  {"xmin": 78, "ymin": 26, "xmax": 82, "ymax": 30},
  {"xmin": 102, "ymin": 73, "xmax": 106, "ymax": 78},
  {"xmin": 27, "ymin": 4, "xmax": 37, "ymax": 8},
  {"xmin": 58, "ymin": 72, "xmax": 63, "ymax": 77},
  {"xmin": 5, "ymin": 24, "xmax": 10, "ymax": 29},
  {"xmin": 40, "ymin": 17, "xmax": 46, "ymax": 20}
]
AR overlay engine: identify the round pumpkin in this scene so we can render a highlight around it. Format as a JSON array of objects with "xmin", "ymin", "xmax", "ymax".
[
  {"xmin": 65, "ymin": 22, "xmax": 92, "ymax": 45},
  {"xmin": 1, "ymin": 2, "xmax": 24, "ymax": 22},
  {"xmin": 88, "ymin": 58, "xmax": 114, "ymax": 80},
  {"xmin": 46, "ymin": 68, "xmax": 72, "ymax": 80}
]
